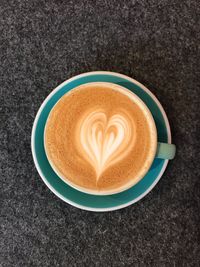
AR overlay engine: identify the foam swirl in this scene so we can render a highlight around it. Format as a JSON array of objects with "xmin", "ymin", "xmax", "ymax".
[{"xmin": 79, "ymin": 110, "xmax": 135, "ymax": 179}]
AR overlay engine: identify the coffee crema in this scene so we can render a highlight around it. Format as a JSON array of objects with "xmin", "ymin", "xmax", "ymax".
[{"xmin": 44, "ymin": 83, "xmax": 157, "ymax": 194}]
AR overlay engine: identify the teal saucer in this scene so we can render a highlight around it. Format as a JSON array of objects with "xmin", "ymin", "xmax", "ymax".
[{"xmin": 31, "ymin": 71, "xmax": 171, "ymax": 211}]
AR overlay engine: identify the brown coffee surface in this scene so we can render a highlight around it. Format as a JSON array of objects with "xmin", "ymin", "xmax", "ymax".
[{"xmin": 44, "ymin": 83, "xmax": 156, "ymax": 193}]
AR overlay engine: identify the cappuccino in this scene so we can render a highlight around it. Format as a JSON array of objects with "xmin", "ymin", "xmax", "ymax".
[{"xmin": 44, "ymin": 83, "xmax": 157, "ymax": 194}]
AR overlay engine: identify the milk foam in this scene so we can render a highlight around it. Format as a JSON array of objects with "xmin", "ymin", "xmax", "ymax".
[{"xmin": 79, "ymin": 109, "xmax": 136, "ymax": 179}]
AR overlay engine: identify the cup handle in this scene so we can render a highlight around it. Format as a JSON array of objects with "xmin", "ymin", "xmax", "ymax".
[{"xmin": 156, "ymin": 142, "xmax": 176, "ymax": 160}]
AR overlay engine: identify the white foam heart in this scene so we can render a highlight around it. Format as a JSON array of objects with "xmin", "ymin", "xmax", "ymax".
[{"xmin": 80, "ymin": 110, "xmax": 134, "ymax": 179}]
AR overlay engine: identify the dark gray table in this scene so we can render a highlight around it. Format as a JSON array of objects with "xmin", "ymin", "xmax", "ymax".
[{"xmin": 1, "ymin": 0, "xmax": 199, "ymax": 266}]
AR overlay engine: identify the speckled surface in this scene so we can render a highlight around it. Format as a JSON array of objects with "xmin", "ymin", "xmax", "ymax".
[{"xmin": 0, "ymin": 0, "xmax": 200, "ymax": 266}]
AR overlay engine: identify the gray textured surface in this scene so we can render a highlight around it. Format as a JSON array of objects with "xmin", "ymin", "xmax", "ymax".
[{"xmin": 0, "ymin": 0, "xmax": 200, "ymax": 266}]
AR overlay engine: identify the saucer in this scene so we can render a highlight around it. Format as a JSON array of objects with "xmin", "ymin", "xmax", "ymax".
[{"xmin": 31, "ymin": 71, "xmax": 171, "ymax": 211}]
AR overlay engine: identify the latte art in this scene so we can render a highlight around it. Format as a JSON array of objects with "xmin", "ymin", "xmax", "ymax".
[
  {"xmin": 79, "ymin": 110, "xmax": 135, "ymax": 179},
  {"xmin": 44, "ymin": 83, "xmax": 157, "ymax": 194}
]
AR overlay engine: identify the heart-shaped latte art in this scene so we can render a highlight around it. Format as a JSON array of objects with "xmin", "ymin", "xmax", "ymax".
[{"xmin": 79, "ymin": 110, "xmax": 135, "ymax": 179}]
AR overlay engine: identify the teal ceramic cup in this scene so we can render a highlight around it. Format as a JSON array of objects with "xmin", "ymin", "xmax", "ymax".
[
  {"xmin": 31, "ymin": 71, "xmax": 176, "ymax": 211},
  {"xmin": 44, "ymin": 82, "xmax": 176, "ymax": 196}
]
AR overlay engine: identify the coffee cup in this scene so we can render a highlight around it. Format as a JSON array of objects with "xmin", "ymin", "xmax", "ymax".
[{"xmin": 44, "ymin": 82, "xmax": 175, "ymax": 195}]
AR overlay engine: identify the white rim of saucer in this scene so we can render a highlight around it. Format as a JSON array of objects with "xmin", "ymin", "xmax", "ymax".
[{"xmin": 31, "ymin": 71, "xmax": 171, "ymax": 212}]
